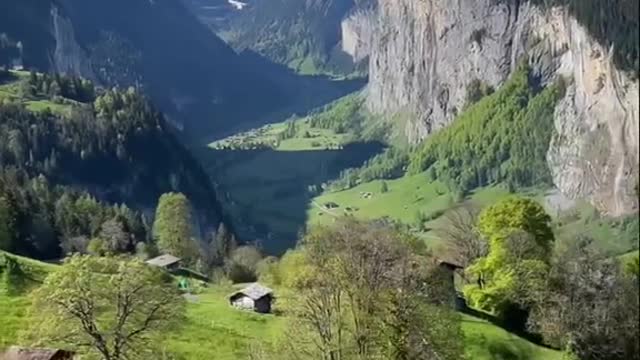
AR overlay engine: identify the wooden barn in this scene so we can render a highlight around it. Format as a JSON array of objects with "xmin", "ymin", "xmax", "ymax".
[
  {"xmin": 229, "ymin": 283, "xmax": 274, "ymax": 314},
  {"xmin": 2, "ymin": 346, "xmax": 74, "ymax": 360}
]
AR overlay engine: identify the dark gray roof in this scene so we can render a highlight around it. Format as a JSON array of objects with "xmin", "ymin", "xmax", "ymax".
[
  {"xmin": 231, "ymin": 283, "xmax": 273, "ymax": 301},
  {"xmin": 145, "ymin": 254, "xmax": 181, "ymax": 268}
]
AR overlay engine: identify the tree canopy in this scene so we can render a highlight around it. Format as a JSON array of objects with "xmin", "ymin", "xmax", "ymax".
[
  {"xmin": 408, "ymin": 66, "xmax": 563, "ymax": 194},
  {"xmin": 465, "ymin": 197, "xmax": 554, "ymax": 326},
  {"xmin": 275, "ymin": 219, "xmax": 465, "ymax": 360},
  {"xmin": 153, "ymin": 192, "xmax": 197, "ymax": 262},
  {"xmin": 26, "ymin": 255, "xmax": 185, "ymax": 360}
]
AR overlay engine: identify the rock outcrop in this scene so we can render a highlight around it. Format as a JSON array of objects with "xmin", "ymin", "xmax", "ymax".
[
  {"xmin": 539, "ymin": 9, "xmax": 639, "ymax": 216},
  {"xmin": 341, "ymin": 8, "xmax": 376, "ymax": 63},
  {"xmin": 51, "ymin": 6, "xmax": 96, "ymax": 81},
  {"xmin": 365, "ymin": 0, "xmax": 639, "ymax": 215}
]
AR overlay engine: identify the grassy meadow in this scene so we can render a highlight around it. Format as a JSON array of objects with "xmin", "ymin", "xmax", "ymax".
[
  {"xmin": 0, "ymin": 251, "xmax": 564, "ymax": 359},
  {"xmin": 0, "ymin": 70, "xmax": 74, "ymax": 116},
  {"xmin": 203, "ymin": 105, "xmax": 638, "ymax": 256}
]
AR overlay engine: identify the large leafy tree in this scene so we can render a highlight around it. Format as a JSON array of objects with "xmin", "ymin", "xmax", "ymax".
[
  {"xmin": 530, "ymin": 239, "xmax": 639, "ymax": 360},
  {"xmin": 153, "ymin": 192, "xmax": 196, "ymax": 262},
  {"xmin": 279, "ymin": 219, "xmax": 464, "ymax": 360},
  {"xmin": 26, "ymin": 255, "xmax": 185, "ymax": 360},
  {"xmin": 465, "ymin": 197, "xmax": 554, "ymax": 324}
]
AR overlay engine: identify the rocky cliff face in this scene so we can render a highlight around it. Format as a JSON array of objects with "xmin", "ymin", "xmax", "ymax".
[
  {"xmin": 364, "ymin": 0, "xmax": 639, "ymax": 215},
  {"xmin": 50, "ymin": 6, "xmax": 95, "ymax": 81},
  {"xmin": 341, "ymin": 7, "xmax": 376, "ymax": 63},
  {"xmin": 539, "ymin": 9, "xmax": 639, "ymax": 216}
]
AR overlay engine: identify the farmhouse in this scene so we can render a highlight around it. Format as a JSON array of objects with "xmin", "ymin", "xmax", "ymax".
[
  {"xmin": 145, "ymin": 254, "xmax": 181, "ymax": 271},
  {"xmin": 229, "ymin": 283, "xmax": 274, "ymax": 314},
  {"xmin": 2, "ymin": 346, "xmax": 74, "ymax": 360}
]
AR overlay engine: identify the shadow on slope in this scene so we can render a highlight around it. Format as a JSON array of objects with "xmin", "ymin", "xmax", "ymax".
[
  {"xmin": 198, "ymin": 141, "xmax": 384, "ymax": 254},
  {"xmin": 185, "ymin": 50, "xmax": 366, "ymax": 144}
]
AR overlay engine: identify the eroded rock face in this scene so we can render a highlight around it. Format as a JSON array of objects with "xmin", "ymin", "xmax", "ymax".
[
  {"xmin": 539, "ymin": 9, "xmax": 639, "ymax": 216},
  {"xmin": 341, "ymin": 8, "xmax": 376, "ymax": 63},
  {"xmin": 51, "ymin": 6, "xmax": 96, "ymax": 81},
  {"xmin": 367, "ymin": 0, "xmax": 535, "ymax": 143},
  {"xmin": 366, "ymin": 0, "xmax": 639, "ymax": 215}
]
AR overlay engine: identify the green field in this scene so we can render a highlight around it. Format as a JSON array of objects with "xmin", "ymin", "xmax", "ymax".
[
  {"xmin": 204, "ymin": 106, "xmax": 638, "ymax": 256},
  {"xmin": 462, "ymin": 315, "xmax": 563, "ymax": 360},
  {"xmin": 164, "ymin": 285, "xmax": 288, "ymax": 360},
  {"xmin": 204, "ymin": 117, "xmax": 380, "ymax": 252},
  {"xmin": 0, "ymin": 252, "xmax": 564, "ymax": 359},
  {"xmin": 0, "ymin": 251, "xmax": 57, "ymax": 349},
  {"xmin": 0, "ymin": 70, "xmax": 74, "ymax": 116}
]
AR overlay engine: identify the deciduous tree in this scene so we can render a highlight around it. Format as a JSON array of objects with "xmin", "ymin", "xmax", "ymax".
[
  {"xmin": 26, "ymin": 255, "xmax": 184, "ymax": 360},
  {"xmin": 435, "ymin": 204, "xmax": 486, "ymax": 268},
  {"xmin": 529, "ymin": 238, "xmax": 640, "ymax": 360},
  {"xmin": 153, "ymin": 192, "xmax": 196, "ymax": 262},
  {"xmin": 465, "ymin": 197, "xmax": 553, "ymax": 325},
  {"xmin": 280, "ymin": 219, "xmax": 464, "ymax": 360}
]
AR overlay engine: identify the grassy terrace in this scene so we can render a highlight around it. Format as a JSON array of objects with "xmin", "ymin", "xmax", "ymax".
[
  {"xmin": 0, "ymin": 70, "xmax": 74, "ymax": 116},
  {"xmin": 1, "ymin": 252, "xmax": 563, "ymax": 359}
]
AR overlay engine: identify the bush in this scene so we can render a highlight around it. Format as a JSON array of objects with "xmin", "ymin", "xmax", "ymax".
[{"xmin": 225, "ymin": 246, "xmax": 263, "ymax": 283}]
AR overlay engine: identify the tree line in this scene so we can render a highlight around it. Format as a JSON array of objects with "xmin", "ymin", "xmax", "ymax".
[
  {"xmin": 5, "ymin": 198, "xmax": 638, "ymax": 360},
  {"xmin": 408, "ymin": 66, "xmax": 564, "ymax": 195},
  {"xmin": 0, "ymin": 73, "xmax": 226, "ymax": 259},
  {"xmin": 436, "ymin": 197, "xmax": 639, "ymax": 360}
]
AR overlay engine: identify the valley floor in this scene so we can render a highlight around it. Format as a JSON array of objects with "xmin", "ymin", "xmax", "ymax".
[{"xmin": 200, "ymin": 105, "xmax": 638, "ymax": 256}]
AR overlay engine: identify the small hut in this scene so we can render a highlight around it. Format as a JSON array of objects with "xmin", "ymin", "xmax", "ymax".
[
  {"xmin": 229, "ymin": 283, "xmax": 274, "ymax": 314},
  {"xmin": 145, "ymin": 254, "xmax": 181, "ymax": 271},
  {"xmin": 2, "ymin": 346, "xmax": 74, "ymax": 360}
]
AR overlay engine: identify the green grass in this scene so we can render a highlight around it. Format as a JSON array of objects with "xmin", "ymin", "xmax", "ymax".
[
  {"xmin": 209, "ymin": 120, "xmax": 349, "ymax": 152},
  {"xmin": 462, "ymin": 315, "xmax": 563, "ymax": 360},
  {"xmin": 0, "ymin": 70, "xmax": 74, "ymax": 116},
  {"xmin": 0, "ymin": 251, "xmax": 57, "ymax": 350},
  {"xmin": 309, "ymin": 176, "xmax": 524, "ymax": 248},
  {"xmin": 553, "ymin": 201, "xmax": 639, "ymax": 256},
  {"xmin": 309, "ymin": 174, "xmax": 452, "ymax": 224},
  {"xmin": 164, "ymin": 285, "xmax": 287, "ymax": 359},
  {"xmin": 0, "ymin": 251, "xmax": 563, "ymax": 359}
]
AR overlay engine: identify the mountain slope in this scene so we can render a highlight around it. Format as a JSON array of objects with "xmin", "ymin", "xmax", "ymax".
[
  {"xmin": 0, "ymin": 251, "xmax": 563, "ymax": 359},
  {"xmin": 199, "ymin": 0, "xmax": 374, "ymax": 75},
  {"xmin": 0, "ymin": 71, "xmax": 226, "ymax": 258},
  {"xmin": 364, "ymin": 0, "xmax": 639, "ymax": 216},
  {"xmin": 0, "ymin": 0, "xmax": 283, "ymax": 136}
]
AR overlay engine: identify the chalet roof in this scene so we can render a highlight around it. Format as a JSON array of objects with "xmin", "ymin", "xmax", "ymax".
[
  {"xmin": 145, "ymin": 254, "xmax": 181, "ymax": 268},
  {"xmin": 2, "ymin": 346, "xmax": 73, "ymax": 360},
  {"xmin": 437, "ymin": 259, "xmax": 464, "ymax": 270},
  {"xmin": 230, "ymin": 283, "xmax": 273, "ymax": 301}
]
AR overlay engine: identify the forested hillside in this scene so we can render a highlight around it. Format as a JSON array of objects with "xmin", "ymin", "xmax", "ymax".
[
  {"xmin": 217, "ymin": 0, "xmax": 374, "ymax": 75},
  {"xmin": 0, "ymin": 0, "xmax": 284, "ymax": 137},
  {"xmin": 408, "ymin": 67, "xmax": 564, "ymax": 194},
  {"xmin": 0, "ymin": 72, "xmax": 225, "ymax": 259}
]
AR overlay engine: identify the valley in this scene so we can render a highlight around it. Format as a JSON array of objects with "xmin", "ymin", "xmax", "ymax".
[
  {"xmin": 200, "ymin": 90, "xmax": 638, "ymax": 257},
  {"xmin": 1, "ymin": 0, "xmax": 638, "ymax": 359}
]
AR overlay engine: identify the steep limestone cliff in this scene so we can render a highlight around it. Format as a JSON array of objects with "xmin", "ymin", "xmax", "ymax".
[
  {"xmin": 50, "ymin": 6, "xmax": 95, "ymax": 81},
  {"xmin": 539, "ymin": 9, "xmax": 639, "ymax": 216},
  {"xmin": 365, "ymin": 0, "xmax": 639, "ymax": 215},
  {"xmin": 341, "ymin": 7, "xmax": 376, "ymax": 63}
]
